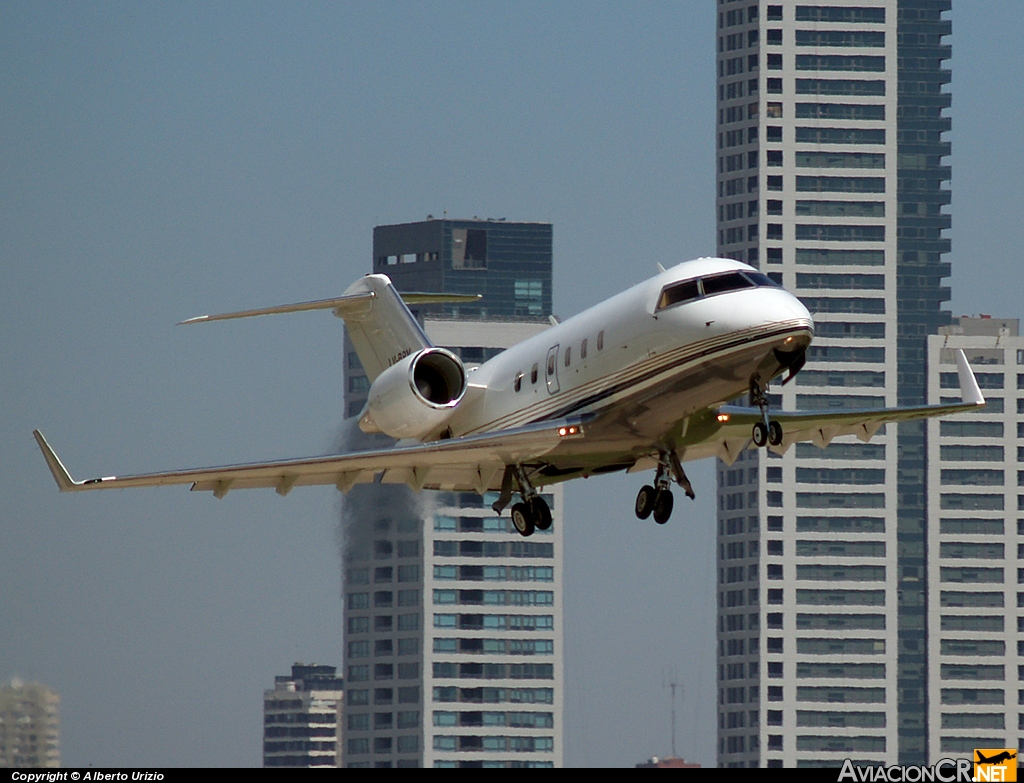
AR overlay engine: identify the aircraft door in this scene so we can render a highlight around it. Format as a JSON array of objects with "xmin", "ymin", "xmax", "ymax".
[{"xmin": 545, "ymin": 344, "xmax": 560, "ymax": 395}]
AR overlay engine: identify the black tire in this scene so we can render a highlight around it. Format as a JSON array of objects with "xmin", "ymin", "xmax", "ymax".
[
  {"xmin": 653, "ymin": 489, "xmax": 674, "ymax": 525},
  {"xmin": 530, "ymin": 496, "xmax": 553, "ymax": 531},
  {"xmin": 752, "ymin": 421, "xmax": 768, "ymax": 448},
  {"xmin": 511, "ymin": 502, "xmax": 535, "ymax": 537},
  {"xmin": 635, "ymin": 485, "xmax": 657, "ymax": 520},
  {"xmin": 768, "ymin": 420, "xmax": 783, "ymax": 446}
]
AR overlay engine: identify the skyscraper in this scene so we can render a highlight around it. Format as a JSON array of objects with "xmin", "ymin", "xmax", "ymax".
[
  {"xmin": 0, "ymin": 679, "xmax": 59, "ymax": 768},
  {"xmin": 340, "ymin": 219, "xmax": 564, "ymax": 768},
  {"xmin": 713, "ymin": 0, "xmax": 951, "ymax": 766},
  {"xmin": 926, "ymin": 317, "xmax": 1022, "ymax": 760},
  {"xmin": 263, "ymin": 663, "xmax": 344, "ymax": 768}
]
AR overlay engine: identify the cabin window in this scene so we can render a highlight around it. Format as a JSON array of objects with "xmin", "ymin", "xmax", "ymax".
[
  {"xmin": 701, "ymin": 271, "xmax": 756, "ymax": 297},
  {"xmin": 581, "ymin": 339, "xmax": 588, "ymax": 359},
  {"xmin": 514, "ymin": 373, "xmax": 523, "ymax": 392},
  {"xmin": 531, "ymin": 364, "xmax": 539, "ymax": 384},
  {"xmin": 597, "ymin": 331, "xmax": 604, "ymax": 351},
  {"xmin": 564, "ymin": 346, "xmax": 571, "ymax": 367},
  {"xmin": 547, "ymin": 354, "xmax": 556, "ymax": 376},
  {"xmin": 657, "ymin": 279, "xmax": 701, "ymax": 311}
]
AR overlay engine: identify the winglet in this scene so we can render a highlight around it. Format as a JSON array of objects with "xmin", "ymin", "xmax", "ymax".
[
  {"xmin": 955, "ymin": 349, "xmax": 986, "ymax": 406},
  {"xmin": 33, "ymin": 430, "xmax": 83, "ymax": 492}
]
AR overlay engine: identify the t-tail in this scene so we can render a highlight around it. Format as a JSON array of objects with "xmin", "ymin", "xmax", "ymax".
[{"xmin": 178, "ymin": 273, "xmax": 479, "ymax": 382}]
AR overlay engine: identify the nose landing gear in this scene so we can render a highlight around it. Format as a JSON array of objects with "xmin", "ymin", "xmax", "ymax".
[{"xmin": 634, "ymin": 450, "xmax": 694, "ymax": 525}]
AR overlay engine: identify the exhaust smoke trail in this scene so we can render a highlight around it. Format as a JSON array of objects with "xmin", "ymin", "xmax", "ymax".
[{"xmin": 334, "ymin": 418, "xmax": 423, "ymax": 593}]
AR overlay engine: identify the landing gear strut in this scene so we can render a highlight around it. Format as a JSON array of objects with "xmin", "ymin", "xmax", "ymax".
[
  {"xmin": 750, "ymin": 380, "xmax": 783, "ymax": 447},
  {"xmin": 634, "ymin": 450, "xmax": 695, "ymax": 525},
  {"xmin": 494, "ymin": 464, "xmax": 551, "ymax": 538}
]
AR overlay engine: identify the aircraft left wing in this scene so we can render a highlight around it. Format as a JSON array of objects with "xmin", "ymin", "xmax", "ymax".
[
  {"xmin": 33, "ymin": 419, "xmax": 583, "ymax": 498},
  {"xmin": 687, "ymin": 348, "xmax": 986, "ymax": 464}
]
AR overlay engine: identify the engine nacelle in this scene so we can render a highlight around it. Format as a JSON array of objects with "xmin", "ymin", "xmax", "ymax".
[{"xmin": 359, "ymin": 348, "xmax": 467, "ymax": 440}]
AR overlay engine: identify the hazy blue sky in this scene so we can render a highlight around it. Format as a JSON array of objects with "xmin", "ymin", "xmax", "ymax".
[{"xmin": 2, "ymin": 1, "xmax": 1022, "ymax": 767}]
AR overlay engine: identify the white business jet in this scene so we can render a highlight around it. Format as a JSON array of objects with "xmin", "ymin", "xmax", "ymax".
[{"xmin": 34, "ymin": 256, "xmax": 985, "ymax": 536}]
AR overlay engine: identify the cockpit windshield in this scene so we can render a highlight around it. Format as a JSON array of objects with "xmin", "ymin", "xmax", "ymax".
[
  {"xmin": 657, "ymin": 279, "xmax": 700, "ymax": 310},
  {"xmin": 656, "ymin": 269, "xmax": 782, "ymax": 312},
  {"xmin": 700, "ymin": 271, "xmax": 755, "ymax": 296}
]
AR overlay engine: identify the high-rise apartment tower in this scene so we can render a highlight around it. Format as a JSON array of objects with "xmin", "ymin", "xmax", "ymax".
[
  {"xmin": 713, "ymin": 0, "xmax": 951, "ymax": 767},
  {"xmin": 926, "ymin": 317, "xmax": 1023, "ymax": 759}
]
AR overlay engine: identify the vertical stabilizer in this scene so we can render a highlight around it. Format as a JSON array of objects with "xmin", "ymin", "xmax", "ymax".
[{"xmin": 334, "ymin": 274, "xmax": 433, "ymax": 381}]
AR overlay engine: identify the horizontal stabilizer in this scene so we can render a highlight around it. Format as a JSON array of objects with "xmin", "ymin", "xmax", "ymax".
[{"xmin": 178, "ymin": 290, "xmax": 480, "ymax": 325}]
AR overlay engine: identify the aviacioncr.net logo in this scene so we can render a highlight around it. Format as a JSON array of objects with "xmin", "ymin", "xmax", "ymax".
[
  {"xmin": 974, "ymin": 749, "xmax": 1017, "ymax": 782},
  {"xmin": 838, "ymin": 758, "xmax": 974, "ymax": 782}
]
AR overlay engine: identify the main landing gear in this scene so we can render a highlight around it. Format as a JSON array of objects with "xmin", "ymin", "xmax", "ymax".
[
  {"xmin": 492, "ymin": 465, "xmax": 552, "ymax": 538},
  {"xmin": 750, "ymin": 380, "xmax": 783, "ymax": 448},
  {"xmin": 635, "ymin": 450, "xmax": 695, "ymax": 525}
]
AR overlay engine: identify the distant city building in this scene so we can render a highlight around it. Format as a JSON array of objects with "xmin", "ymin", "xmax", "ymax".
[
  {"xmin": 926, "ymin": 317, "xmax": 1023, "ymax": 759},
  {"xmin": 340, "ymin": 219, "xmax": 564, "ymax": 767},
  {"xmin": 635, "ymin": 756, "xmax": 702, "ymax": 768},
  {"xmin": 713, "ymin": 0, "xmax": 953, "ymax": 767},
  {"xmin": 263, "ymin": 663, "xmax": 343, "ymax": 768},
  {"xmin": 0, "ymin": 679, "xmax": 59, "ymax": 768}
]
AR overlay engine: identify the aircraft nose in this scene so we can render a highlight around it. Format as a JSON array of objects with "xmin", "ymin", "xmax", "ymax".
[{"xmin": 787, "ymin": 291, "xmax": 814, "ymax": 332}]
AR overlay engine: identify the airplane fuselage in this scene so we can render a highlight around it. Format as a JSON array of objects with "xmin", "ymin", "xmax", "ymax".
[{"xmin": 447, "ymin": 257, "xmax": 814, "ymax": 446}]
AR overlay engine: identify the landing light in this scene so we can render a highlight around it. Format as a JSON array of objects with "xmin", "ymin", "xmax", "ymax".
[
  {"xmin": 784, "ymin": 336, "xmax": 796, "ymax": 345},
  {"xmin": 558, "ymin": 425, "xmax": 580, "ymax": 437},
  {"xmin": 716, "ymin": 413, "xmax": 730, "ymax": 423}
]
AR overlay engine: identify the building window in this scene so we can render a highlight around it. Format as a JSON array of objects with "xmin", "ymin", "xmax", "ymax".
[{"xmin": 451, "ymin": 228, "xmax": 487, "ymax": 270}]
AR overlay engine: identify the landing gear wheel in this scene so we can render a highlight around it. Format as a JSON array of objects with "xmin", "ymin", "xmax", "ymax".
[
  {"xmin": 635, "ymin": 485, "xmax": 657, "ymax": 520},
  {"xmin": 653, "ymin": 489, "xmax": 674, "ymax": 525},
  {"xmin": 511, "ymin": 503, "xmax": 535, "ymax": 537},
  {"xmin": 752, "ymin": 421, "xmax": 769, "ymax": 448},
  {"xmin": 768, "ymin": 420, "xmax": 783, "ymax": 446},
  {"xmin": 530, "ymin": 496, "xmax": 552, "ymax": 531}
]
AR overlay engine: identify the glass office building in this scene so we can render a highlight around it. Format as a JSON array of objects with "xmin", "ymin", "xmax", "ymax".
[{"xmin": 713, "ymin": 0, "xmax": 951, "ymax": 766}]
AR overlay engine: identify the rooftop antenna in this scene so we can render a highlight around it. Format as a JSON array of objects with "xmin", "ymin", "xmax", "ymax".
[{"xmin": 664, "ymin": 668, "xmax": 682, "ymax": 758}]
